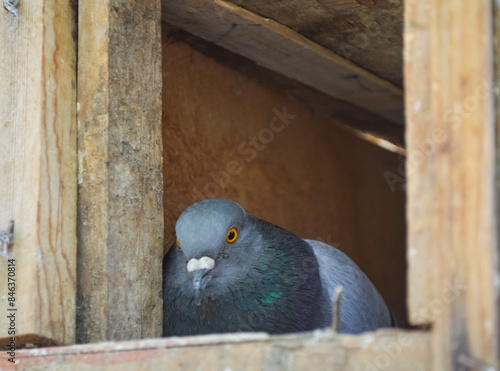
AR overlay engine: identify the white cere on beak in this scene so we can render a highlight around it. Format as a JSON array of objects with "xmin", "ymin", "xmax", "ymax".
[{"xmin": 187, "ymin": 256, "xmax": 215, "ymax": 272}]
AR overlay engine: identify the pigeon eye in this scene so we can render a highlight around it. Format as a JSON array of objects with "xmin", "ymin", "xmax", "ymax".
[
  {"xmin": 226, "ymin": 228, "xmax": 237, "ymax": 243},
  {"xmin": 176, "ymin": 237, "xmax": 181, "ymax": 249}
]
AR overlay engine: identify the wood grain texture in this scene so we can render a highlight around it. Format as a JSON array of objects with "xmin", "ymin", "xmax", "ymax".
[
  {"xmin": 405, "ymin": 0, "xmax": 498, "ymax": 369},
  {"xmin": 226, "ymin": 0, "xmax": 404, "ymax": 87},
  {"xmin": 15, "ymin": 330, "xmax": 431, "ymax": 370},
  {"xmin": 162, "ymin": 34, "xmax": 409, "ymax": 328},
  {"xmin": 162, "ymin": 0, "xmax": 405, "ymax": 125},
  {"xmin": 431, "ymin": 0, "xmax": 497, "ymax": 368},
  {"xmin": 404, "ymin": 0, "xmax": 433, "ymax": 326},
  {"xmin": 0, "ymin": 0, "xmax": 77, "ymax": 347},
  {"xmin": 495, "ymin": 0, "xmax": 500, "ymax": 366},
  {"xmin": 77, "ymin": 0, "xmax": 164, "ymax": 342},
  {"xmin": 166, "ymin": 26, "xmax": 405, "ymax": 147}
]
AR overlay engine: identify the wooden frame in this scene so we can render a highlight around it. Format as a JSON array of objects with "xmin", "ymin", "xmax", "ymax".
[
  {"xmin": 0, "ymin": 0, "xmax": 77, "ymax": 346},
  {"xmin": 1, "ymin": 0, "xmax": 499, "ymax": 369},
  {"xmin": 76, "ymin": 0, "xmax": 164, "ymax": 342},
  {"xmin": 406, "ymin": 0, "xmax": 499, "ymax": 368},
  {"xmin": 17, "ymin": 331, "xmax": 430, "ymax": 370}
]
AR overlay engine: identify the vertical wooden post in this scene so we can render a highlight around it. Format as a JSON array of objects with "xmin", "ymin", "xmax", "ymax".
[
  {"xmin": 0, "ymin": 0, "xmax": 77, "ymax": 346},
  {"xmin": 404, "ymin": 0, "xmax": 433, "ymax": 326},
  {"xmin": 77, "ymin": 0, "xmax": 164, "ymax": 342},
  {"xmin": 407, "ymin": 0, "xmax": 499, "ymax": 369},
  {"xmin": 430, "ymin": 1, "xmax": 498, "ymax": 368},
  {"xmin": 495, "ymin": 0, "xmax": 500, "ymax": 367}
]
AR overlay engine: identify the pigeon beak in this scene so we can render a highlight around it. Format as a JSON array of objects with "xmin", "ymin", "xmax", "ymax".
[
  {"xmin": 187, "ymin": 256, "xmax": 215, "ymax": 306},
  {"xmin": 191, "ymin": 268, "xmax": 212, "ymax": 306}
]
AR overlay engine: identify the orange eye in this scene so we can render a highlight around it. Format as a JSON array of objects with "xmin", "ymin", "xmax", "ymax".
[
  {"xmin": 226, "ymin": 227, "xmax": 237, "ymax": 243},
  {"xmin": 176, "ymin": 237, "xmax": 181, "ymax": 249}
]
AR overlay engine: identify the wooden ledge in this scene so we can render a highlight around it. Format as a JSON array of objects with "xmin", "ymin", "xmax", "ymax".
[{"xmin": 13, "ymin": 330, "xmax": 431, "ymax": 370}]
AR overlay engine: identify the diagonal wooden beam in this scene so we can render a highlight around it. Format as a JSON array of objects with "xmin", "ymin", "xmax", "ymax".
[{"xmin": 162, "ymin": 0, "xmax": 404, "ymax": 126}]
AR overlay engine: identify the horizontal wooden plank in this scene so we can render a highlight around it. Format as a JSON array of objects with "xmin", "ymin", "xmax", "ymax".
[
  {"xmin": 14, "ymin": 330, "xmax": 431, "ymax": 370},
  {"xmin": 162, "ymin": 0, "xmax": 404, "ymax": 125},
  {"xmin": 0, "ymin": 0, "xmax": 77, "ymax": 346},
  {"xmin": 226, "ymin": 0, "xmax": 404, "ymax": 87}
]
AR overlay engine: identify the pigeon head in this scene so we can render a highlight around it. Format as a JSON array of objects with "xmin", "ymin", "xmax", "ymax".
[{"xmin": 174, "ymin": 198, "xmax": 258, "ymax": 305}]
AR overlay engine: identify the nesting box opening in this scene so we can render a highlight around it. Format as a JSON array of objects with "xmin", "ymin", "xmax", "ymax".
[
  {"xmin": 2, "ymin": 0, "xmax": 498, "ymax": 369},
  {"xmin": 161, "ymin": 24, "xmax": 409, "ymax": 331}
]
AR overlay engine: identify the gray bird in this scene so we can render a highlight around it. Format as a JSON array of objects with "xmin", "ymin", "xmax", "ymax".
[{"xmin": 163, "ymin": 199, "xmax": 395, "ymax": 336}]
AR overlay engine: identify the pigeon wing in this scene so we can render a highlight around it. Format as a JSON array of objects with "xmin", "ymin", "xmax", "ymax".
[{"xmin": 304, "ymin": 239, "xmax": 395, "ymax": 333}]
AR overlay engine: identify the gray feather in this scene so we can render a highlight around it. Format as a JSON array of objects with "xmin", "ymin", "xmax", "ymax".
[{"xmin": 306, "ymin": 239, "xmax": 394, "ymax": 333}]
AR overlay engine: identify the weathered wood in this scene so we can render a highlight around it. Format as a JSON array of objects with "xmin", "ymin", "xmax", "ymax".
[
  {"xmin": 431, "ymin": 0, "xmax": 498, "ymax": 368},
  {"xmin": 404, "ymin": 0, "xmax": 433, "ymax": 325},
  {"xmin": 226, "ymin": 0, "xmax": 404, "ymax": 87},
  {"xmin": 405, "ymin": 0, "xmax": 499, "ymax": 369},
  {"xmin": 0, "ymin": 0, "xmax": 77, "ymax": 347},
  {"xmin": 77, "ymin": 0, "xmax": 164, "ymax": 342},
  {"xmin": 16, "ymin": 330, "xmax": 432, "ymax": 370},
  {"xmin": 162, "ymin": 0, "xmax": 404, "ymax": 125},
  {"xmin": 494, "ymin": 0, "xmax": 500, "ymax": 365},
  {"xmin": 166, "ymin": 26, "xmax": 405, "ymax": 147}
]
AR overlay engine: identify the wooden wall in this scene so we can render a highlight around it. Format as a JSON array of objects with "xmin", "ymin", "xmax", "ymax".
[{"xmin": 162, "ymin": 28, "xmax": 409, "ymax": 327}]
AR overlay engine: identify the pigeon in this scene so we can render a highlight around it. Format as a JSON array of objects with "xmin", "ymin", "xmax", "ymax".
[{"xmin": 163, "ymin": 198, "xmax": 395, "ymax": 336}]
